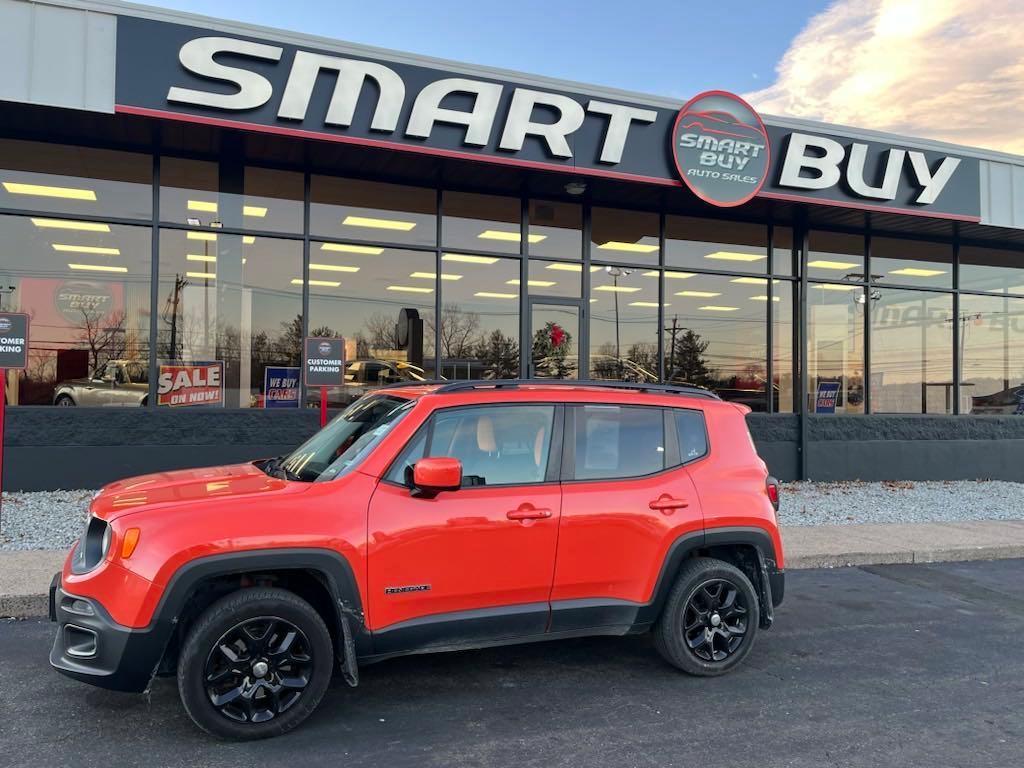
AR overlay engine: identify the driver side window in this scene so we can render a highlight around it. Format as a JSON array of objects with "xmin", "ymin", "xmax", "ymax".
[{"xmin": 387, "ymin": 405, "xmax": 556, "ymax": 487}]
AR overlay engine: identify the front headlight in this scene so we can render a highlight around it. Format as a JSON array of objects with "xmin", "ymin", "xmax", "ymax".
[{"xmin": 70, "ymin": 515, "xmax": 112, "ymax": 575}]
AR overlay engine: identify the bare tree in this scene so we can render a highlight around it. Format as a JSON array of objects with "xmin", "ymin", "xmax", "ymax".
[
  {"xmin": 363, "ymin": 312, "xmax": 402, "ymax": 351},
  {"xmin": 76, "ymin": 308, "xmax": 127, "ymax": 374},
  {"xmin": 426, "ymin": 304, "xmax": 481, "ymax": 359}
]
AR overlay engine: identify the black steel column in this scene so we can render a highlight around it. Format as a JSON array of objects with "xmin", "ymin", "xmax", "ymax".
[
  {"xmin": 863, "ymin": 221, "xmax": 872, "ymax": 414},
  {"xmin": 434, "ymin": 189, "xmax": 443, "ymax": 379},
  {"xmin": 580, "ymin": 201, "xmax": 592, "ymax": 379},
  {"xmin": 952, "ymin": 223, "xmax": 961, "ymax": 414},
  {"xmin": 798, "ymin": 214, "xmax": 809, "ymax": 480},
  {"xmin": 147, "ymin": 151, "xmax": 160, "ymax": 407},
  {"xmin": 766, "ymin": 222, "xmax": 774, "ymax": 414},
  {"xmin": 519, "ymin": 197, "xmax": 529, "ymax": 378},
  {"xmin": 300, "ymin": 171, "xmax": 311, "ymax": 405}
]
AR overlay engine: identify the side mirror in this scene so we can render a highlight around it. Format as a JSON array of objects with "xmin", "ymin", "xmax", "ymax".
[{"xmin": 409, "ymin": 457, "xmax": 462, "ymax": 497}]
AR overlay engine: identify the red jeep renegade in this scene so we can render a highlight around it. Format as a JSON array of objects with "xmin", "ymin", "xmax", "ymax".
[{"xmin": 50, "ymin": 380, "xmax": 784, "ymax": 739}]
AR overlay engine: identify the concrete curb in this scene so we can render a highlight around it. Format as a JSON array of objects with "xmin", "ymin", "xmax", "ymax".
[{"xmin": 4, "ymin": 520, "xmax": 1024, "ymax": 619}]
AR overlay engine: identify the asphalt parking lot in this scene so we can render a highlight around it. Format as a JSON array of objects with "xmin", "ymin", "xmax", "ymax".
[{"xmin": 3, "ymin": 560, "xmax": 1023, "ymax": 768}]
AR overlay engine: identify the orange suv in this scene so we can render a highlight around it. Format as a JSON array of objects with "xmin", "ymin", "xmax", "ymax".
[{"xmin": 50, "ymin": 380, "xmax": 785, "ymax": 739}]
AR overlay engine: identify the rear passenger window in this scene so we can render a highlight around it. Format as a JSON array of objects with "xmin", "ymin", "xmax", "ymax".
[
  {"xmin": 573, "ymin": 405, "xmax": 664, "ymax": 480},
  {"xmin": 674, "ymin": 409, "xmax": 709, "ymax": 462}
]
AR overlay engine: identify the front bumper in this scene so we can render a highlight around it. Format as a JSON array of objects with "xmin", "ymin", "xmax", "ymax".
[{"xmin": 49, "ymin": 573, "xmax": 165, "ymax": 693}]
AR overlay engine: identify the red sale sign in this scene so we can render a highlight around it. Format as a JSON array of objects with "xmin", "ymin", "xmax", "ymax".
[{"xmin": 157, "ymin": 361, "xmax": 224, "ymax": 407}]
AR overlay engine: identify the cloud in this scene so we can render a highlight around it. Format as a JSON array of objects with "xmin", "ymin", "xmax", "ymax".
[{"xmin": 745, "ymin": 0, "xmax": 1024, "ymax": 155}]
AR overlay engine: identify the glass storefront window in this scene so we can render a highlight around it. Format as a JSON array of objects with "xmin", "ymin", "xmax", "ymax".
[
  {"xmin": 961, "ymin": 293, "xmax": 1024, "ymax": 414},
  {"xmin": 443, "ymin": 192, "xmax": 520, "ymax": 255},
  {"xmin": 869, "ymin": 289, "xmax": 953, "ymax": 414},
  {"xmin": 807, "ymin": 283, "xmax": 865, "ymax": 414},
  {"xmin": 157, "ymin": 230, "xmax": 303, "ymax": 408},
  {"xmin": 665, "ymin": 216, "xmax": 767, "ymax": 274},
  {"xmin": 959, "ymin": 245, "xmax": 1024, "ymax": 295},
  {"xmin": 807, "ymin": 231, "xmax": 864, "ymax": 283},
  {"xmin": 872, "ymin": 237, "xmax": 953, "ymax": 289},
  {"xmin": 160, "ymin": 157, "xmax": 219, "ymax": 229},
  {"xmin": 591, "ymin": 207, "xmax": 659, "ymax": 267},
  {"xmin": 526, "ymin": 260, "xmax": 581, "ymax": 298},
  {"xmin": 663, "ymin": 273, "xmax": 769, "ymax": 410},
  {"xmin": 0, "ymin": 215, "xmax": 151, "ymax": 406},
  {"xmin": 528, "ymin": 199, "xmax": 581, "ymax": 260},
  {"xmin": 438, "ymin": 255, "xmax": 520, "ymax": 380},
  {"xmin": 773, "ymin": 282, "xmax": 795, "ymax": 412},
  {"xmin": 0, "ymin": 139, "xmax": 151, "ymax": 220},
  {"xmin": 773, "ymin": 226, "xmax": 794, "ymax": 276},
  {"xmin": 242, "ymin": 167, "xmax": 304, "ymax": 234},
  {"xmin": 589, "ymin": 266, "xmax": 659, "ymax": 381},
  {"xmin": 307, "ymin": 246, "xmax": 438, "ymax": 405},
  {"xmin": 311, "ymin": 177, "xmax": 436, "ymax": 247}
]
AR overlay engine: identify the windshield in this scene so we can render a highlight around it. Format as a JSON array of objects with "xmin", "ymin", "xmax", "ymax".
[{"xmin": 274, "ymin": 395, "xmax": 413, "ymax": 482}]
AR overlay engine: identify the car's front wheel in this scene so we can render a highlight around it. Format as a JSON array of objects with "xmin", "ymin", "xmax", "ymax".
[
  {"xmin": 653, "ymin": 557, "xmax": 760, "ymax": 676},
  {"xmin": 177, "ymin": 588, "xmax": 334, "ymax": 740},
  {"xmin": 54, "ymin": 394, "xmax": 75, "ymax": 406}
]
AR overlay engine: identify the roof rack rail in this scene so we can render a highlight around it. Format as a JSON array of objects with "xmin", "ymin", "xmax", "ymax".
[
  {"xmin": 376, "ymin": 379, "xmax": 451, "ymax": 390},
  {"xmin": 432, "ymin": 379, "xmax": 720, "ymax": 400}
]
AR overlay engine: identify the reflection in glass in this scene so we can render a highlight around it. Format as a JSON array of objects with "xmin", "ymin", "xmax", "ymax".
[
  {"xmin": 663, "ymin": 273, "xmax": 768, "ymax": 410},
  {"xmin": 308, "ymin": 246, "xmax": 437, "ymax": 406},
  {"xmin": 961, "ymin": 294, "xmax": 1024, "ymax": 414},
  {"xmin": 443, "ymin": 191, "xmax": 520, "ymax": 255},
  {"xmin": 807, "ymin": 231, "xmax": 864, "ymax": 282},
  {"xmin": 310, "ymin": 177, "xmax": 436, "ymax": 247},
  {"xmin": 773, "ymin": 282, "xmax": 795, "ymax": 412},
  {"xmin": 157, "ymin": 230, "xmax": 302, "ymax": 408},
  {"xmin": 872, "ymin": 237, "xmax": 952, "ymax": 289},
  {"xmin": 528, "ymin": 200, "xmax": 581, "ymax": 260},
  {"xmin": 531, "ymin": 304, "xmax": 580, "ymax": 379},
  {"xmin": 0, "ymin": 215, "xmax": 151, "ymax": 406},
  {"xmin": 589, "ymin": 267, "xmax": 659, "ymax": 381},
  {"xmin": 869, "ymin": 289, "xmax": 953, "ymax": 413},
  {"xmin": 665, "ymin": 216, "xmax": 767, "ymax": 274},
  {"xmin": 527, "ymin": 260, "xmax": 581, "ymax": 298},
  {"xmin": 438, "ymin": 256, "xmax": 519, "ymax": 379},
  {"xmin": 806, "ymin": 283, "xmax": 865, "ymax": 414},
  {"xmin": 773, "ymin": 226, "xmax": 794, "ymax": 276},
  {"xmin": 591, "ymin": 207, "xmax": 659, "ymax": 266},
  {"xmin": 959, "ymin": 245, "xmax": 1024, "ymax": 295}
]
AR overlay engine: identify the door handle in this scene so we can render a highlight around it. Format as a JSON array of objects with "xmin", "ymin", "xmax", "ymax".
[
  {"xmin": 649, "ymin": 495, "xmax": 689, "ymax": 512},
  {"xmin": 506, "ymin": 504, "xmax": 553, "ymax": 521}
]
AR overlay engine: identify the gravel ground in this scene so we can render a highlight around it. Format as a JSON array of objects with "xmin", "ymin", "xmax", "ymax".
[{"xmin": 2, "ymin": 481, "xmax": 1023, "ymax": 550}]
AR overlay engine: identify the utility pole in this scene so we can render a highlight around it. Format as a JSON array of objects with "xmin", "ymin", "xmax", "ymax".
[{"xmin": 663, "ymin": 315, "xmax": 682, "ymax": 383}]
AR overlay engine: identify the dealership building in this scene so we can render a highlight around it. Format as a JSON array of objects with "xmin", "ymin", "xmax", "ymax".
[{"xmin": 4, "ymin": 0, "xmax": 1024, "ymax": 490}]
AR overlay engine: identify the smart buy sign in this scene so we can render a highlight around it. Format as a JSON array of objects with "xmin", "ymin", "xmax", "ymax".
[{"xmin": 157, "ymin": 361, "xmax": 225, "ymax": 407}]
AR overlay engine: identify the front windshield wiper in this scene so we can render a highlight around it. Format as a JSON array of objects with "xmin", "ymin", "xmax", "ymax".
[{"xmin": 261, "ymin": 455, "xmax": 305, "ymax": 482}]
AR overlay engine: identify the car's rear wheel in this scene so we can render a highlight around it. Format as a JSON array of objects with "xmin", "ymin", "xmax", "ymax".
[
  {"xmin": 54, "ymin": 394, "xmax": 75, "ymax": 406},
  {"xmin": 177, "ymin": 588, "xmax": 334, "ymax": 740},
  {"xmin": 653, "ymin": 557, "xmax": 759, "ymax": 676}
]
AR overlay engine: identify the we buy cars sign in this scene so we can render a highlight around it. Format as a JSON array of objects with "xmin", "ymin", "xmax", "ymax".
[{"xmin": 157, "ymin": 361, "xmax": 224, "ymax": 407}]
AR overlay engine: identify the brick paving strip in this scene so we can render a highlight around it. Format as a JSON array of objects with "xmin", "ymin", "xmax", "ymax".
[{"xmin": 3, "ymin": 519, "xmax": 1024, "ymax": 618}]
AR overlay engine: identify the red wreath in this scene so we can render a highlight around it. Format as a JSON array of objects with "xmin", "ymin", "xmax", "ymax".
[{"xmin": 549, "ymin": 323, "xmax": 566, "ymax": 349}]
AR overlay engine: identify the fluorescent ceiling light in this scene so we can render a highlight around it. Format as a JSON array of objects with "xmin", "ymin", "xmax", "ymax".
[
  {"xmin": 292, "ymin": 278, "xmax": 341, "ymax": 287},
  {"xmin": 243, "ymin": 236, "xmax": 256, "ymax": 245},
  {"xmin": 815, "ymin": 284, "xmax": 857, "ymax": 292},
  {"xmin": 3, "ymin": 182, "xmax": 95, "ymax": 200},
  {"xmin": 594, "ymin": 285, "xmax": 641, "ymax": 293},
  {"xmin": 187, "ymin": 200, "xmax": 218, "ymax": 213},
  {"xmin": 699, "ymin": 305, "xmax": 739, "ymax": 311},
  {"xmin": 704, "ymin": 251, "xmax": 766, "ymax": 262},
  {"xmin": 31, "ymin": 218, "xmax": 109, "ymax": 232},
  {"xmin": 187, "ymin": 271, "xmax": 216, "ymax": 279},
  {"xmin": 629, "ymin": 301, "xmax": 669, "ymax": 307},
  {"xmin": 243, "ymin": 205, "xmax": 267, "ymax": 217},
  {"xmin": 387, "ymin": 285, "xmax": 434, "ymax": 293},
  {"xmin": 750, "ymin": 295, "xmax": 781, "ymax": 302},
  {"xmin": 67, "ymin": 263, "xmax": 126, "ymax": 273},
  {"xmin": 320, "ymin": 242, "xmax": 384, "ymax": 255},
  {"xmin": 309, "ymin": 263, "xmax": 360, "ymax": 273},
  {"xmin": 52, "ymin": 244, "xmax": 120, "ymax": 256},
  {"xmin": 888, "ymin": 267, "xmax": 947, "ymax": 277},
  {"xmin": 442, "ymin": 253, "xmax": 499, "ymax": 264},
  {"xmin": 187, "ymin": 254, "xmax": 217, "ymax": 262},
  {"xmin": 730, "ymin": 277, "xmax": 780, "ymax": 285},
  {"xmin": 808, "ymin": 259, "xmax": 858, "ymax": 270},
  {"xmin": 411, "ymin": 271, "xmax": 461, "ymax": 281},
  {"xmin": 597, "ymin": 241, "xmax": 658, "ymax": 253},
  {"xmin": 676, "ymin": 290, "xmax": 721, "ymax": 298},
  {"xmin": 546, "ymin": 263, "xmax": 601, "ymax": 272},
  {"xmin": 187, "ymin": 232, "xmax": 217, "ymax": 241},
  {"xmin": 343, "ymin": 215, "xmax": 416, "ymax": 231},
  {"xmin": 474, "ymin": 291, "xmax": 518, "ymax": 299},
  {"xmin": 643, "ymin": 270, "xmax": 695, "ymax": 279},
  {"xmin": 507, "ymin": 279, "xmax": 556, "ymax": 287},
  {"xmin": 477, "ymin": 230, "xmax": 545, "ymax": 243}
]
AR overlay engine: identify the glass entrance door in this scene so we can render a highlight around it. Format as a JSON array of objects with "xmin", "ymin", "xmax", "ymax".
[{"xmin": 529, "ymin": 300, "xmax": 582, "ymax": 379}]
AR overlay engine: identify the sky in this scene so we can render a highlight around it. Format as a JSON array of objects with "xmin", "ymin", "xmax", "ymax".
[{"xmin": 148, "ymin": 0, "xmax": 1024, "ymax": 154}]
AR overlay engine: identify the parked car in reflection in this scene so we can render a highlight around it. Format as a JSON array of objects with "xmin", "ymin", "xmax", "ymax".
[
  {"xmin": 970, "ymin": 384, "xmax": 1024, "ymax": 414},
  {"xmin": 52, "ymin": 360, "xmax": 149, "ymax": 407},
  {"xmin": 308, "ymin": 360, "xmax": 438, "ymax": 408}
]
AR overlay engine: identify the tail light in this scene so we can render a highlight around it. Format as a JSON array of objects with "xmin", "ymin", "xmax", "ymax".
[{"xmin": 766, "ymin": 476, "xmax": 780, "ymax": 512}]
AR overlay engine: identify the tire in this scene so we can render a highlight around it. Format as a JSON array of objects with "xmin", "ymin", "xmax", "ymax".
[
  {"xmin": 177, "ymin": 588, "xmax": 334, "ymax": 740},
  {"xmin": 54, "ymin": 394, "xmax": 75, "ymax": 406},
  {"xmin": 653, "ymin": 557, "xmax": 760, "ymax": 676}
]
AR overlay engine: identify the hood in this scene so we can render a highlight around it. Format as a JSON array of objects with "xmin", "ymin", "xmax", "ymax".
[{"xmin": 91, "ymin": 462, "xmax": 300, "ymax": 521}]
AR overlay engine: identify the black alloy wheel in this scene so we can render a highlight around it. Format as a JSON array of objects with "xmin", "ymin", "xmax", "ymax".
[
  {"xmin": 204, "ymin": 617, "xmax": 314, "ymax": 724},
  {"xmin": 682, "ymin": 579, "xmax": 748, "ymax": 662},
  {"xmin": 653, "ymin": 557, "xmax": 760, "ymax": 676}
]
